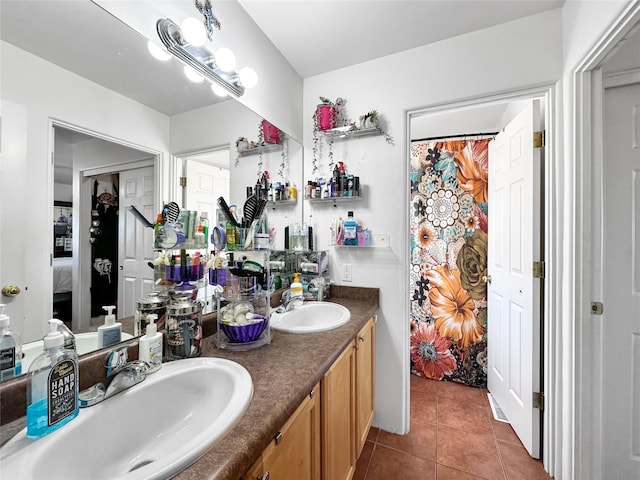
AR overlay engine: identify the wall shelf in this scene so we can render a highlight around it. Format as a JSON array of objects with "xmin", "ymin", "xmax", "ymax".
[
  {"xmin": 331, "ymin": 233, "xmax": 390, "ymax": 249},
  {"xmin": 319, "ymin": 126, "xmax": 382, "ymax": 140},
  {"xmin": 236, "ymin": 143, "xmax": 283, "ymax": 157},
  {"xmin": 308, "ymin": 193, "xmax": 362, "ymax": 206},
  {"xmin": 268, "ymin": 198, "xmax": 297, "ymax": 208}
]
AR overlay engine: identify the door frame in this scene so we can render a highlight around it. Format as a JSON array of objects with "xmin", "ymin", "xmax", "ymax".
[
  {"xmin": 49, "ymin": 119, "xmax": 165, "ymax": 331},
  {"xmin": 573, "ymin": 3, "xmax": 640, "ymax": 479},
  {"xmin": 405, "ymin": 83, "xmax": 556, "ymax": 470}
]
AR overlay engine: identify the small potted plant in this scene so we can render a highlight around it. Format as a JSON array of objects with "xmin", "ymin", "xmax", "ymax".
[
  {"xmin": 235, "ymin": 136, "xmax": 249, "ymax": 151},
  {"xmin": 360, "ymin": 110, "xmax": 379, "ymax": 129}
]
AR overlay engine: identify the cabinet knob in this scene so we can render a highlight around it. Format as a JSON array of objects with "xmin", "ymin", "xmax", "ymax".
[
  {"xmin": 274, "ymin": 431, "xmax": 283, "ymax": 445},
  {"xmin": 2, "ymin": 284, "xmax": 21, "ymax": 297},
  {"xmin": 309, "ymin": 388, "xmax": 315, "ymax": 399},
  {"xmin": 258, "ymin": 472, "xmax": 270, "ymax": 480},
  {"xmin": 359, "ymin": 335, "xmax": 365, "ymax": 342}
]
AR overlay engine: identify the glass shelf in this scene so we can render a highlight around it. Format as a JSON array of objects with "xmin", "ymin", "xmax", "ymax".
[
  {"xmin": 267, "ymin": 198, "xmax": 297, "ymax": 208},
  {"xmin": 308, "ymin": 193, "xmax": 362, "ymax": 205},
  {"xmin": 331, "ymin": 233, "xmax": 390, "ymax": 249},
  {"xmin": 319, "ymin": 126, "xmax": 381, "ymax": 140},
  {"xmin": 236, "ymin": 143, "xmax": 283, "ymax": 157}
]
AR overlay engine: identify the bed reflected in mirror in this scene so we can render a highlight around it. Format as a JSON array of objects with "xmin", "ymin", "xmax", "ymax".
[{"xmin": 53, "ymin": 201, "xmax": 73, "ymax": 328}]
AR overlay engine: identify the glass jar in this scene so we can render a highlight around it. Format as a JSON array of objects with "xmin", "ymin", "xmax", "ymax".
[
  {"xmin": 165, "ymin": 294, "xmax": 202, "ymax": 360},
  {"xmin": 134, "ymin": 291, "xmax": 168, "ymax": 336}
]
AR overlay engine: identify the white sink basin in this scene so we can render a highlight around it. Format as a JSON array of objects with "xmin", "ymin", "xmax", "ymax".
[
  {"xmin": 270, "ymin": 302, "xmax": 351, "ymax": 333},
  {"xmin": 20, "ymin": 332, "xmax": 134, "ymax": 372},
  {"xmin": 0, "ymin": 357, "xmax": 253, "ymax": 480}
]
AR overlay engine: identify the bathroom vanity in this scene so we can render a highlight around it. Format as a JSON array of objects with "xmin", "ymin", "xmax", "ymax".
[{"xmin": 0, "ymin": 286, "xmax": 378, "ymax": 480}]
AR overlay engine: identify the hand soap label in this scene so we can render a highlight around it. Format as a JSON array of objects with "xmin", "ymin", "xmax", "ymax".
[
  {"xmin": 48, "ymin": 359, "xmax": 77, "ymax": 425},
  {"xmin": 0, "ymin": 346, "xmax": 15, "ymax": 373}
]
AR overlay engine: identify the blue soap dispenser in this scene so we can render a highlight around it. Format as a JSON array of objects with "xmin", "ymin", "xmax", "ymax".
[{"xmin": 27, "ymin": 319, "xmax": 79, "ymax": 438}]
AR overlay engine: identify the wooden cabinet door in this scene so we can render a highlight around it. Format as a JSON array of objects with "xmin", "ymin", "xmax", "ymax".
[
  {"xmin": 245, "ymin": 384, "xmax": 321, "ymax": 480},
  {"xmin": 321, "ymin": 343, "xmax": 356, "ymax": 480},
  {"xmin": 355, "ymin": 317, "xmax": 375, "ymax": 456}
]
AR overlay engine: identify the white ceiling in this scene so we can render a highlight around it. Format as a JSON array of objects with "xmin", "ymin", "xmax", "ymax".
[
  {"xmin": 238, "ymin": 0, "xmax": 565, "ymax": 78},
  {"xmin": 1, "ymin": 1, "xmax": 564, "ymax": 117}
]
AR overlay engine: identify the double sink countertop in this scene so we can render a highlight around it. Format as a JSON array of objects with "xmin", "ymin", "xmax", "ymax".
[{"xmin": 0, "ymin": 286, "xmax": 379, "ymax": 480}]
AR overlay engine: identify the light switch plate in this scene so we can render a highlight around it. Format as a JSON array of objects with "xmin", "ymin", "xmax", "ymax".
[{"xmin": 342, "ymin": 263, "xmax": 352, "ymax": 282}]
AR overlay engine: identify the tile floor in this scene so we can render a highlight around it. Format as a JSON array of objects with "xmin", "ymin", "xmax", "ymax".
[{"xmin": 354, "ymin": 375, "xmax": 553, "ymax": 480}]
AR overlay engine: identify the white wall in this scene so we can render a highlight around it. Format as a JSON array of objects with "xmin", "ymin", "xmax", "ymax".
[
  {"xmin": 0, "ymin": 41, "xmax": 171, "ymax": 342},
  {"xmin": 303, "ymin": 9, "xmax": 563, "ymax": 434}
]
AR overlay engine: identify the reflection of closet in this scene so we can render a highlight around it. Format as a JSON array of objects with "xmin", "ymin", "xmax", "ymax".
[{"xmin": 53, "ymin": 201, "xmax": 73, "ymax": 258}]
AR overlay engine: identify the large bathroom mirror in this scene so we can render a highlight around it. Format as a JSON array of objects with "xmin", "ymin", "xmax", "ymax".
[{"xmin": 0, "ymin": 0, "xmax": 303, "ymax": 375}]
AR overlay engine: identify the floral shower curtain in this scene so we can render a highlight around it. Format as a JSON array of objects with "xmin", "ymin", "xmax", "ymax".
[{"xmin": 409, "ymin": 139, "xmax": 489, "ymax": 388}]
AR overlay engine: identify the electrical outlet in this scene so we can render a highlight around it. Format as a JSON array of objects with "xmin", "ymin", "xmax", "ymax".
[{"xmin": 342, "ymin": 263, "xmax": 353, "ymax": 282}]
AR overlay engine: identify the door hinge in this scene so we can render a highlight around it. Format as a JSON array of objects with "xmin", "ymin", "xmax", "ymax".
[
  {"xmin": 533, "ymin": 130, "xmax": 545, "ymax": 148},
  {"xmin": 591, "ymin": 301, "xmax": 603, "ymax": 315},
  {"xmin": 533, "ymin": 261, "xmax": 545, "ymax": 279},
  {"xmin": 179, "ymin": 176, "xmax": 187, "ymax": 187},
  {"xmin": 533, "ymin": 391, "xmax": 544, "ymax": 410}
]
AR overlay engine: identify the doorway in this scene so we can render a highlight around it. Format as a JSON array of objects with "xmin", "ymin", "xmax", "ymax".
[
  {"xmin": 407, "ymin": 87, "xmax": 553, "ymax": 466},
  {"xmin": 53, "ymin": 124, "xmax": 158, "ymax": 330},
  {"xmin": 575, "ymin": 5, "xmax": 640, "ymax": 476}
]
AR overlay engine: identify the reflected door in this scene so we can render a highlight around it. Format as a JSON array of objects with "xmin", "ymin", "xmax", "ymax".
[{"xmin": 118, "ymin": 165, "xmax": 155, "ymax": 318}]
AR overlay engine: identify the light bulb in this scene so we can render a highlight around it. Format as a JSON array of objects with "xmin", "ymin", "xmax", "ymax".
[
  {"xmin": 239, "ymin": 67, "xmax": 258, "ymax": 88},
  {"xmin": 147, "ymin": 41, "xmax": 171, "ymax": 61},
  {"xmin": 211, "ymin": 83, "xmax": 228, "ymax": 97},
  {"xmin": 183, "ymin": 65, "xmax": 205, "ymax": 83},
  {"xmin": 181, "ymin": 17, "xmax": 207, "ymax": 47},
  {"xmin": 215, "ymin": 47, "xmax": 236, "ymax": 72}
]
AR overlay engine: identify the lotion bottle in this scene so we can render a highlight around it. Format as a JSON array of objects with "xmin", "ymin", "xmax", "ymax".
[
  {"xmin": 343, "ymin": 211, "xmax": 358, "ymax": 246},
  {"xmin": 0, "ymin": 304, "xmax": 22, "ymax": 380},
  {"xmin": 98, "ymin": 305, "xmax": 121, "ymax": 348},
  {"xmin": 139, "ymin": 314, "xmax": 163, "ymax": 373},
  {"xmin": 27, "ymin": 319, "xmax": 79, "ymax": 438},
  {"xmin": 290, "ymin": 273, "xmax": 303, "ymax": 299}
]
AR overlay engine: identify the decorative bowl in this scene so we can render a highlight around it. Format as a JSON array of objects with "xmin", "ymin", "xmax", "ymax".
[{"xmin": 220, "ymin": 318, "xmax": 268, "ymax": 343}]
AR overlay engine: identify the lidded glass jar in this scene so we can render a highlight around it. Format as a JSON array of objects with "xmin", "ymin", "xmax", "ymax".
[
  {"xmin": 134, "ymin": 291, "xmax": 168, "ymax": 336},
  {"xmin": 165, "ymin": 290, "xmax": 202, "ymax": 360}
]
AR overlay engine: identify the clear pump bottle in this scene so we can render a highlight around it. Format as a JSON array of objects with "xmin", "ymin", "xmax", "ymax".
[
  {"xmin": 0, "ymin": 304, "xmax": 22, "ymax": 380},
  {"xmin": 27, "ymin": 319, "xmax": 79, "ymax": 438}
]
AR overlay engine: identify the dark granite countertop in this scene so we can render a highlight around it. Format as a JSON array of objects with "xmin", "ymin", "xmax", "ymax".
[{"xmin": 0, "ymin": 286, "xmax": 379, "ymax": 480}]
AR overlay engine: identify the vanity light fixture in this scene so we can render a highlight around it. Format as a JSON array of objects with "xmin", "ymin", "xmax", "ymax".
[
  {"xmin": 156, "ymin": 4, "xmax": 256, "ymax": 97},
  {"xmin": 147, "ymin": 41, "xmax": 172, "ymax": 61},
  {"xmin": 184, "ymin": 65, "xmax": 205, "ymax": 83}
]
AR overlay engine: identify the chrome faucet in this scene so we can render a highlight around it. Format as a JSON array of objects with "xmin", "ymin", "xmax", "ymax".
[
  {"xmin": 50, "ymin": 319, "xmax": 75, "ymax": 351},
  {"xmin": 79, "ymin": 344, "xmax": 150, "ymax": 408},
  {"xmin": 276, "ymin": 290, "xmax": 304, "ymax": 313}
]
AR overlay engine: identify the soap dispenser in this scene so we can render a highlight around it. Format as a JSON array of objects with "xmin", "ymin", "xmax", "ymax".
[
  {"xmin": 98, "ymin": 305, "xmax": 122, "ymax": 348},
  {"xmin": 138, "ymin": 314, "xmax": 163, "ymax": 373},
  {"xmin": 290, "ymin": 273, "xmax": 303, "ymax": 299},
  {"xmin": 0, "ymin": 304, "xmax": 22, "ymax": 380},
  {"xmin": 27, "ymin": 319, "xmax": 79, "ymax": 438}
]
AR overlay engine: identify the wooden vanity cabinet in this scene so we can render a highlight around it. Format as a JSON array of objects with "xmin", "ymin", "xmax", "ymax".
[
  {"xmin": 355, "ymin": 317, "xmax": 375, "ymax": 456},
  {"xmin": 243, "ymin": 316, "xmax": 376, "ymax": 480},
  {"xmin": 244, "ymin": 383, "xmax": 321, "ymax": 480},
  {"xmin": 322, "ymin": 317, "xmax": 376, "ymax": 480}
]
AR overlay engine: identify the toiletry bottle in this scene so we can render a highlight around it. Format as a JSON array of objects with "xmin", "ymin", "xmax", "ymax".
[
  {"xmin": 27, "ymin": 319, "xmax": 79, "ymax": 438},
  {"xmin": 98, "ymin": 305, "xmax": 122, "ymax": 348},
  {"xmin": 226, "ymin": 221, "xmax": 236, "ymax": 251},
  {"xmin": 290, "ymin": 273, "xmax": 303, "ymax": 299},
  {"xmin": 195, "ymin": 225, "xmax": 205, "ymax": 248},
  {"xmin": 273, "ymin": 272, "xmax": 282, "ymax": 290},
  {"xmin": 153, "ymin": 213, "xmax": 164, "ymax": 249},
  {"xmin": 343, "ymin": 211, "xmax": 358, "ymax": 245},
  {"xmin": 200, "ymin": 212, "xmax": 209, "ymax": 249},
  {"xmin": 138, "ymin": 314, "xmax": 162, "ymax": 373},
  {"xmin": 0, "ymin": 304, "xmax": 22, "ymax": 380}
]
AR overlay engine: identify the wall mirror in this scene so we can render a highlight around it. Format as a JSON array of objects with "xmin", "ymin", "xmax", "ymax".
[{"xmin": 0, "ymin": 0, "xmax": 303, "ymax": 377}]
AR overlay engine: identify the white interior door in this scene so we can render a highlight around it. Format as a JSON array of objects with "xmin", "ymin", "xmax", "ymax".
[
  {"xmin": 184, "ymin": 157, "xmax": 230, "ymax": 226},
  {"xmin": 118, "ymin": 165, "xmax": 155, "ymax": 318},
  {"xmin": 487, "ymin": 100, "xmax": 542, "ymax": 458},
  {"xmin": 602, "ymin": 82, "xmax": 640, "ymax": 477}
]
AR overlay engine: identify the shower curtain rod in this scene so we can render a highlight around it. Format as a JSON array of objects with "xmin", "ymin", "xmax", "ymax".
[{"xmin": 411, "ymin": 131, "xmax": 499, "ymax": 142}]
